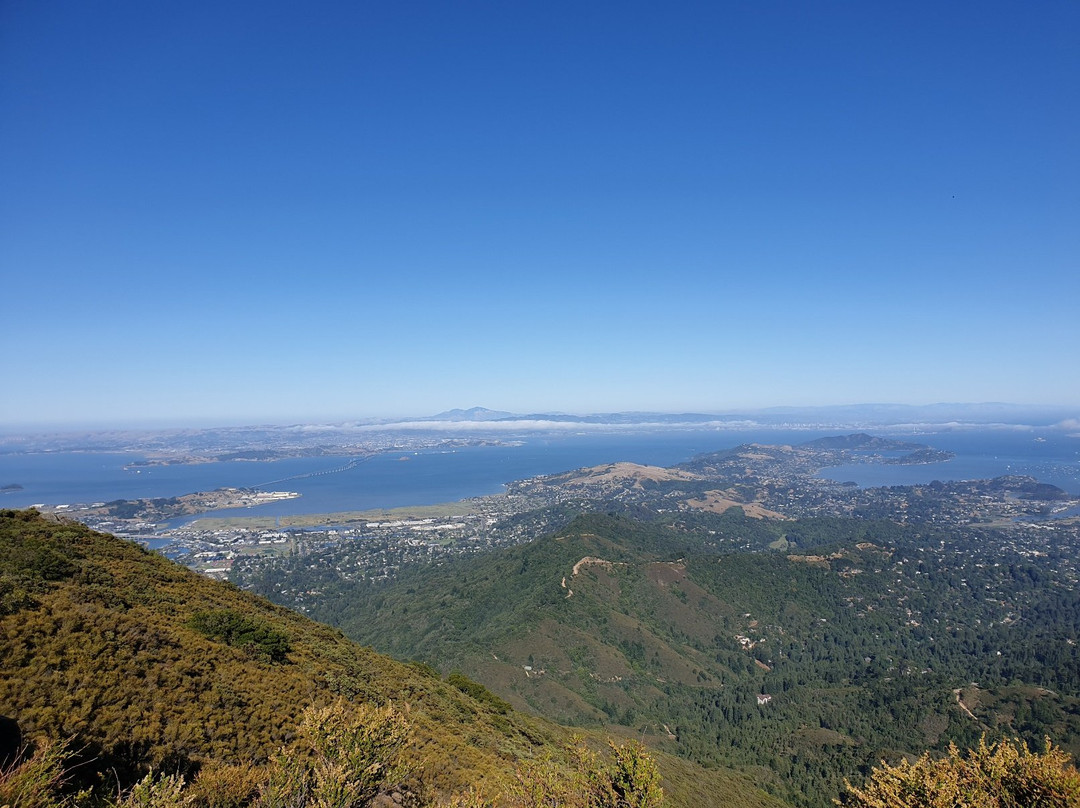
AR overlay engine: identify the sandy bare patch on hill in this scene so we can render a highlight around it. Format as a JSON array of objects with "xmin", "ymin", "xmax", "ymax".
[
  {"xmin": 572, "ymin": 556, "xmax": 625, "ymax": 577},
  {"xmin": 646, "ymin": 561, "xmax": 687, "ymax": 586},
  {"xmin": 557, "ymin": 462, "xmax": 703, "ymax": 489},
  {"xmin": 684, "ymin": 490, "xmax": 787, "ymax": 520},
  {"xmin": 736, "ymin": 450, "xmax": 774, "ymax": 461}
]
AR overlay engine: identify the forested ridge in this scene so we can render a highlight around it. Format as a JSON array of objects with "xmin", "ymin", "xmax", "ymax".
[{"xmin": 240, "ymin": 511, "xmax": 1080, "ymax": 807}]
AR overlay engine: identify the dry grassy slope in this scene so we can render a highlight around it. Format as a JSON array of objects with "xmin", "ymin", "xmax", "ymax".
[
  {"xmin": 544, "ymin": 461, "xmax": 785, "ymax": 519},
  {"xmin": 550, "ymin": 462, "xmax": 705, "ymax": 488}
]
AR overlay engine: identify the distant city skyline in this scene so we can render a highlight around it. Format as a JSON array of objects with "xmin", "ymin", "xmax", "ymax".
[{"xmin": 3, "ymin": 2, "xmax": 1077, "ymax": 426}]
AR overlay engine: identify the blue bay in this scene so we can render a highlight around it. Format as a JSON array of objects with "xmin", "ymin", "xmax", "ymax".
[{"xmin": 2, "ymin": 428, "xmax": 1078, "ymax": 520}]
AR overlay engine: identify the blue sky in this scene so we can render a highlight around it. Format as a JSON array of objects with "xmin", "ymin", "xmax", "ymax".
[{"xmin": 2, "ymin": 1, "xmax": 1077, "ymax": 426}]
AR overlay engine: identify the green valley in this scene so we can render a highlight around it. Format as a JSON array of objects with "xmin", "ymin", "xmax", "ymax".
[{"xmin": 240, "ymin": 509, "xmax": 1080, "ymax": 807}]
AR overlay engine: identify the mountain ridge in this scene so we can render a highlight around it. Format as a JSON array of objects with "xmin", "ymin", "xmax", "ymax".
[{"xmin": 248, "ymin": 510, "xmax": 1080, "ymax": 807}]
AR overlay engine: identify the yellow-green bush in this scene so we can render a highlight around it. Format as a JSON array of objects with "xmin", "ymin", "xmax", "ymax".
[{"xmin": 839, "ymin": 735, "xmax": 1080, "ymax": 808}]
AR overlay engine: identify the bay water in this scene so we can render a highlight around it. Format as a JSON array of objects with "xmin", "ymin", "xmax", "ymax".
[{"xmin": 1, "ymin": 427, "xmax": 1077, "ymax": 520}]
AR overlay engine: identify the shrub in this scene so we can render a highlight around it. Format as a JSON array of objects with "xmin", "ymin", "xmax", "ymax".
[
  {"xmin": 262, "ymin": 701, "xmax": 417, "ymax": 808},
  {"xmin": 509, "ymin": 740, "xmax": 664, "ymax": 808},
  {"xmin": 0, "ymin": 739, "xmax": 73, "ymax": 808},
  {"xmin": 188, "ymin": 761, "xmax": 266, "ymax": 807},
  {"xmin": 839, "ymin": 735, "xmax": 1080, "ymax": 808},
  {"xmin": 593, "ymin": 741, "xmax": 664, "ymax": 808},
  {"xmin": 188, "ymin": 609, "xmax": 291, "ymax": 662},
  {"xmin": 0, "ymin": 574, "xmax": 36, "ymax": 615},
  {"xmin": 446, "ymin": 673, "xmax": 511, "ymax": 715},
  {"xmin": 116, "ymin": 771, "xmax": 186, "ymax": 808}
]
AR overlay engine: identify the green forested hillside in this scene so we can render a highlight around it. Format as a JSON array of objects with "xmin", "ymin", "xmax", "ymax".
[
  {"xmin": 0, "ymin": 509, "xmax": 783, "ymax": 808},
  {"xmin": 241, "ymin": 512, "xmax": 1080, "ymax": 807}
]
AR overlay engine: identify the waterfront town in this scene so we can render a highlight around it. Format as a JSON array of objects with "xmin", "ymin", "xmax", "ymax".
[{"xmin": 33, "ymin": 437, "xmax": 1080, "ymax": 587}]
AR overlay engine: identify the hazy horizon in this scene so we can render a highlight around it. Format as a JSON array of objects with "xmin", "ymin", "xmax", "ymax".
[
  {"xmin": 3, "ymin": 2, "xmax": 1077, "ymax": 424},
  {"xmin": 3, "ymin": 401, "xmax": 1079, "ymax": 436}
]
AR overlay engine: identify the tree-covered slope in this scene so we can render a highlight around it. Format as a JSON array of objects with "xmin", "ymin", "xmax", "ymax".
[{"xmin": 246, "ymin": 512, "xmax": 1080, "ymax": 807}]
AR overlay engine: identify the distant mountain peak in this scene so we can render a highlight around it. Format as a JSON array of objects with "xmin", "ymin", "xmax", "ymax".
[{"xmin": 427, "ymin": 406, "xmax": 516, "ymax": 422}]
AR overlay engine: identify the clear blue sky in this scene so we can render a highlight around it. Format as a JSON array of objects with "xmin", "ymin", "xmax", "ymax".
[{"xmin": 2, "ymin": 1, "xmax": 1077, "ymax": 426}]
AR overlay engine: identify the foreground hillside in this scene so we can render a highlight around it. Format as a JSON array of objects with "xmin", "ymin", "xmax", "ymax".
[
  {"xmin": 245, "ymin": 511, "xmax": 1080, "ymax": 807},
  {"xmin": 0, "ymin": 509, "xmax": 554, "ymax": 794},
  {"xmin": 0, "ymin": 509, "xmax": 783, "ymax": 808}
]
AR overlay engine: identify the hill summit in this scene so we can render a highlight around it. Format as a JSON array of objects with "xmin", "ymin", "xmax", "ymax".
[{"xmin": 425, "ymin": 407, "xmax": 515, "ymax": 421}]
